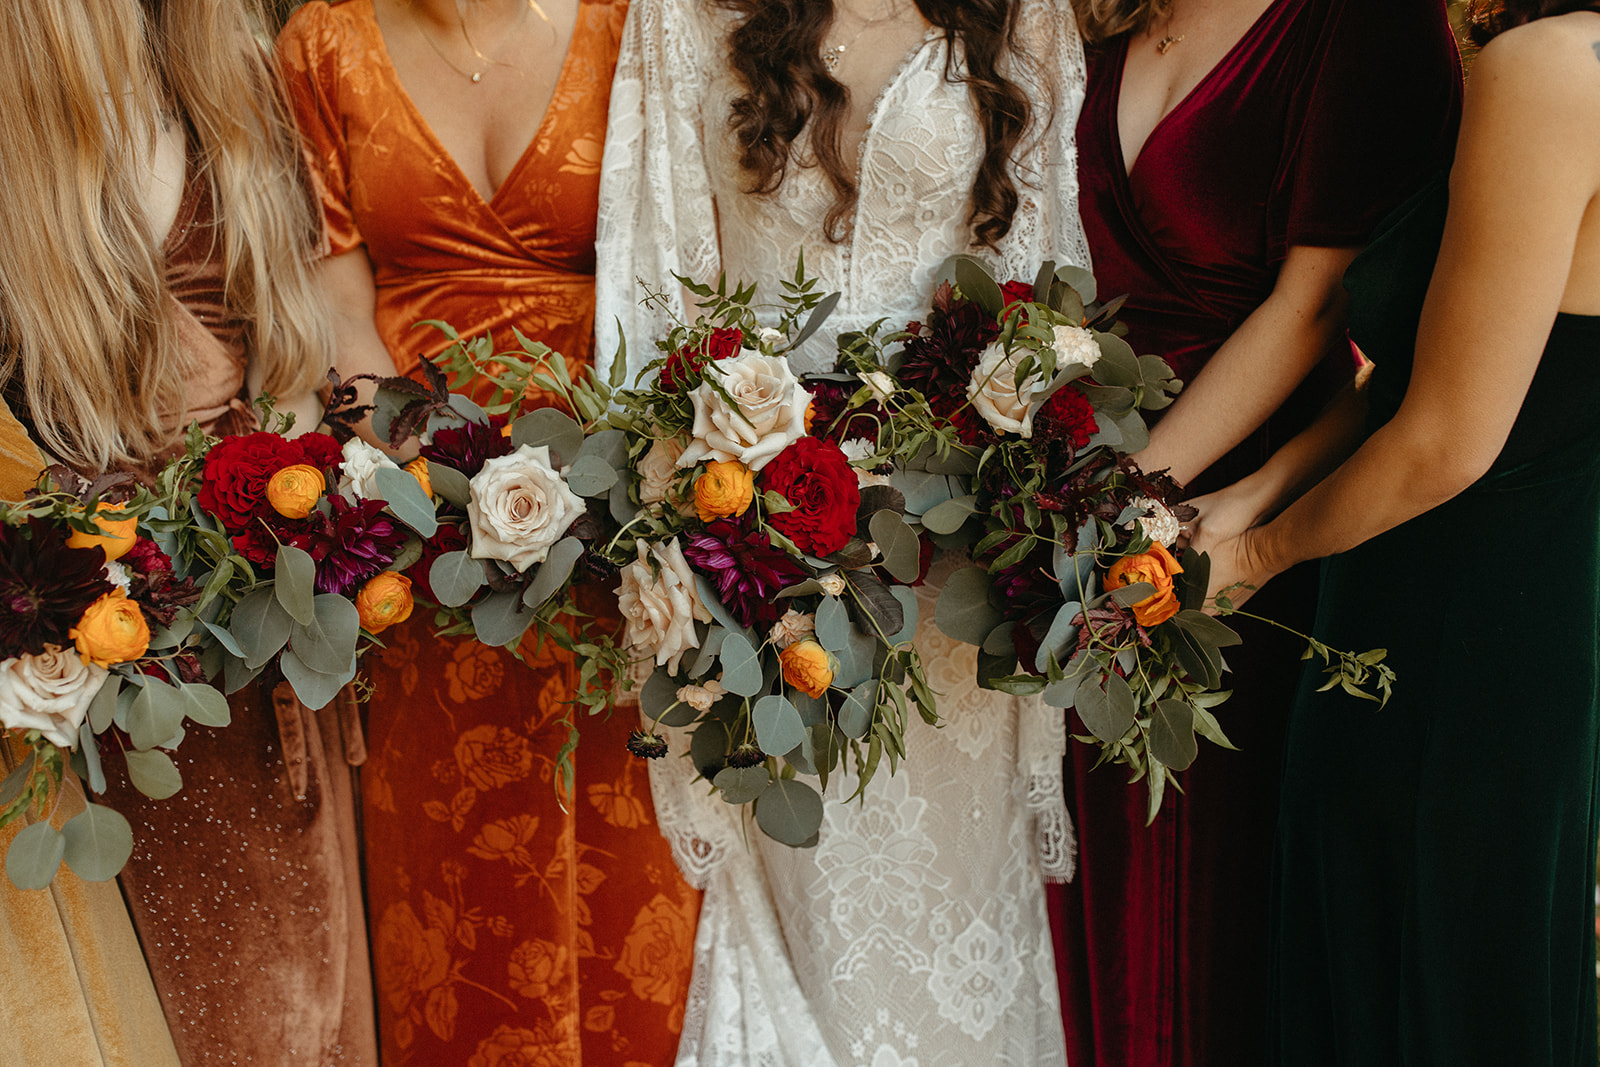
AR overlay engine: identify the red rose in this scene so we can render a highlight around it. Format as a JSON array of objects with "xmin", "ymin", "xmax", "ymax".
[
  {"xmin": 758, "ymin": 437, "xmax": 861, "ymax": 557},
  {"xmin": 661, "ymin": 326, "xmax": 743, "ymax": 392},
  {"xmin": 1035, "ymin": 386, "xmax": 1099, "ymax": 451},
  {"xmin": 405, "ymin": 521, "xmax": 469, "ymax": 603},
  {"xmin": 1001, "ymin": 280, "xmax": 1036, "ymax": 306},
  {"xmin": 198, "ymin": 432, "xmax": 300, "ymax": 530}
]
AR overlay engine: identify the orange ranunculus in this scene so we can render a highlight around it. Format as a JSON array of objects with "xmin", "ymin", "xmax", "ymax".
[
  {"xmin": 804, "ymin": 401, "xmax": 816, "ymax": 432},
  {"xmin": 264, "ymin": 464, "xmax": 325, "ymax": 519},
  {"xmin": 356, "ymin": 572, "xmax": 414, "ymax": 635},
  {"xmin": 70, "ymin": 590, "xmax": 151, "ymax": 667},
  {"xmin": 693, "ymin": 460, "xmax": 754, "ymax": 522},
  {"xmin": 1105, "ymin": 542, "xmax": 1184, "ymax": 627},
  {"xmin": 779, "ymin": 639, "xmax": 835, "ymax": 698},
  {"xmin": 405, "ymin": 457, "xmax": 433, "ymax": 498},
  {"xmin": 66, "ymin": 505, "xmax": 138, "ymax": 562}
]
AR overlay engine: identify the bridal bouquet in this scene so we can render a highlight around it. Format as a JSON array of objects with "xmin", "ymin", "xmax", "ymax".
[
  {"xmin": 602, "ymin": 265, "xmax": 938, "ymax": 848},
  {"xmin": 0, "ymin": 466, "xmax": 232, "ymax": 888}
]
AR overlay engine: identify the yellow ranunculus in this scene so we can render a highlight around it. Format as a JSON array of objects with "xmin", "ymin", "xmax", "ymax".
[
  {"xmin": 66, "ymin": 505, "xmax": 138, "ymax": 562},
  {"xmin": 693, "ymin": 460, "xmax": 754, "ymax": 522},
  {"xmin": 356, "ymin": 572, "xmax": 414, "ymax": 635},
  {"xmin": 779, "ymin": 639, "xmax": 835, "ymax": 699},
  {"xmin": 265, "ymin": 464, "xmax": 325, "ymax": 520},
  {"xmin": 405, "ymin": 457, "xmax": 433, "ymax": 499},
  {"xmin": 70, "ymin": 590, "xmax": 151, "ymax": 667}
]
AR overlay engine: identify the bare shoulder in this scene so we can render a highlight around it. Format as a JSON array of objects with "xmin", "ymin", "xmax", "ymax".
[{"xmin": 1473, "ymin": 12, "xmax": 1600, "ymax": 105}]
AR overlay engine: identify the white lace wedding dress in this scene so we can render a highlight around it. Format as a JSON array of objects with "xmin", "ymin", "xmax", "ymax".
[{"xmin": 596, "ymin": 3, "xmax": 1090, "ymax": 1064}]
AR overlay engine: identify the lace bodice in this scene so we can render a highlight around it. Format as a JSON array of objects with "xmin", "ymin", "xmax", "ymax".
[
  {"xmin": 596, "ymin": 3, "xmax": 1086, "ymax": 1063},
  {"xmin": 595, "ymin": 0, "xmax": 1090, "ymax": 379}
]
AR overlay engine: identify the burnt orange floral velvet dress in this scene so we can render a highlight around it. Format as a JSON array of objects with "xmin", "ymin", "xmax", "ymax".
[{"xmin": 277, "ymin": 3, "xmax": 699, "ymax": 1064}]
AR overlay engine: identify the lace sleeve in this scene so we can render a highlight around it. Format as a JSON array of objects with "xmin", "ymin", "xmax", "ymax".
[{"xmin": 594, "ymin": 0, "xmax": 724, "ymax": 389}]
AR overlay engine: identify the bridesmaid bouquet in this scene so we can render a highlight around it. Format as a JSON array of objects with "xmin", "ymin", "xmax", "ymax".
[
  {"xmin": 600, "ymin": 264, "xmax": 939, "ymax": 848},
  {"xmin": 0, "ymin": 464, "xmax": 233, "ymax": 888}
]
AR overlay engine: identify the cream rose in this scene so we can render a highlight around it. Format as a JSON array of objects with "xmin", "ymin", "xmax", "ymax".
[
  {"xmin": 817, "ymin": 573, "xmax": 846, "ymax": 598},
  {"xmin": 967, "ymin": 341, "xmax": 1052, "ymax": 438},
  {"xmin": 0, "ymin": 645, "xmax": 108, "ymax": 749},
  {"xmin": 338, "ymin": 438, "xmax": 401, "ymax": 502},
  {"xmin": 1052, "ymin": 324, "xmax": 1102, "ymax": 372},
  {"xmin": 675, "ymin": 683, "xmax": 718, "ymax": 712},
  {"xmin": 637, "ymin": 437, "xmax": 685, "ymax": 507},
  {"xmin": 467, "ymin": 444, "xmax": 586, "ymax": 572},
  {"xmin": 678, "ymin": 352, "xmax": 810, "ymax": 472},
  {"xmin": 769, "ymin": 608, "xmax": 816, "ymax": 650},
  {"xmin": 617, "ymin": 539, "xmax": 712, "ymax": 674}
]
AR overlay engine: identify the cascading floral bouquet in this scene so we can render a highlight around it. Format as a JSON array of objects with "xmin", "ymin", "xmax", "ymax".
[
  {"xmin": 843, "ymin": 256, "xmax": 1393, "ymax": 818},
  {"xmin": 595, "ymin": 264, "xmax": 939, "ymax": 848},
  {"xmin": 0, "ymin": 465, "xmax": 232, "ymax": 888}
]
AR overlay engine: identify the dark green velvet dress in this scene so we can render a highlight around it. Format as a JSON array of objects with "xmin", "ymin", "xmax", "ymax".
[{"xmin": 1270, "ymin": 176, "xmax": 1600, "ymax": 1064}]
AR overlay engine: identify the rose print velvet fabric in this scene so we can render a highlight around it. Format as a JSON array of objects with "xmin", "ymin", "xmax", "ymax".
[{"xmin": 278, "ymin": 3, "xmax": 700, "ymax": 1063}]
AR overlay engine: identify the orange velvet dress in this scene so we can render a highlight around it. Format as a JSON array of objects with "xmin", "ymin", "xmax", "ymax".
[{"xmin": 278, "ymin": 4, "xmax": 700, "ymax": 1064}]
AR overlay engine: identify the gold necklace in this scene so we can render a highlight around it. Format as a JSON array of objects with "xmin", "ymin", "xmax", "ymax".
[
  {"xmin": 821, "ymin": 0, "xmax": 907, "ymax": 74},
  {"xmin": 1155, "ymin": 13, "xmax": 1185, "ymax": 55},
  {"xmin": 412, "ymin": 0, "xmax": 542, "ymax": 84}
]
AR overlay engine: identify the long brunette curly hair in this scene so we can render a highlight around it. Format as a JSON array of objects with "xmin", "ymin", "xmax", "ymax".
[
  {"xmin": 1468, "ymin": 0, "xmax": 1599, "ymax": 41},
  {"xmin": 712, "ymin": 0, "xmax": 1037, "ymax": 248}
]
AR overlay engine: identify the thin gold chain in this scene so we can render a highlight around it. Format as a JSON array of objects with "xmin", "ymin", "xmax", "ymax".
[{"xmin": 821, "ymin": 0, "xmax": 908, "ymax": 74}]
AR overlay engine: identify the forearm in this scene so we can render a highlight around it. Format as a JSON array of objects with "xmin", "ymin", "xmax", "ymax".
[{"xmin": 1229, "ymin": 375, "xmax": 1371, "ymax": 521}]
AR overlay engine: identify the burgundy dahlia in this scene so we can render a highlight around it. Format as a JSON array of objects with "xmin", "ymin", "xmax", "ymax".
[
  {"xmin": 289, "ymin": 496, "xmax": 409, "ymax": 596},
  {"xmin": 897, "ymin": 283, "xmax": 1001, "ymax": 445},
  {"xmin": 420, "ymin": 417, "xmax": 512, "ymax": 480},
  {"xmin": 803, "ymin": 379, "xmax": 884, "ymax": 446},
  {"xmin": 0, "ymin": 519, "xmax": 114, "ymax": 656},
  {"xmin": 682, "ymin": 518, "xmax": 807, "ymax": 631}
]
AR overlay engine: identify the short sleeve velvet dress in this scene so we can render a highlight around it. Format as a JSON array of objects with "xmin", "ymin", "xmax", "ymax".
[
  {"xmin": 1053, "ymin": 2, "xmax": 1462, "ymax": 1064},
  {"xmin": 278, "ymin": 4, "xmax": 700, "ymax": 1065}
]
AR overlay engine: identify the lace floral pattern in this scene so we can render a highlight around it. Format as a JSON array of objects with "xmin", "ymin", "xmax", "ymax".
[{"xmin": 597, "ymin": 1, "xmax": 1085, "ymax": 1062}]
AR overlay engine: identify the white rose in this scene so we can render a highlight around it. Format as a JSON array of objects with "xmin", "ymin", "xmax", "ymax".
[
  {"xmin": 678, "ymin": 352, "xmax": 810, "ymax": 472},
  {"xmin": 676, "ymin": 683, "xmax": 718, "ymax": 712},
  {"xmin": 618, "ymin": 539, "xmax": 712, "ymax": 674},
  {"xmin": 1126, "ymin": 496, "xmax": 1182, "ymax": 547},
  {"xmin": 637, "ymin": 437, "xmax": 686, "ymax": 506},
  {"xmin": 338, "ymin": 438, "xmax": 401, "ymax": 502},
  {"xmin": 0, "ymin": 646, "xmax": 108, "ymax": 749},
  {"xmin": 769, "ymin": 609, "xmax": 816, "ymax": 650},
  {"xmin": 103, "ymin": 561, "xmax": 131, "ymax": 592},
  {"xmin": 467, "ymin": 444, "xmax": 586, "ymax": 572},
  {"xmin": 1052, "ymin": 324, "xmax": 1102, "ymax": 373},
  {"xmin": 817, "ymin": 573, "xmax": 846, "ymax": 598},
  {"xmin": 858, "ymin": 370, "xmax": 896, "ymax": 402},
  {"xmin": 967, "ymin": 341, "xmax": 1052, "ymax": 438},
  {"xmin": 758, "ymin": 327, "xmax": 785, "ymax": 350}
]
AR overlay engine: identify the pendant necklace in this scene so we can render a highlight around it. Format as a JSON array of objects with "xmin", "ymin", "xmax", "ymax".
[
  {"xmin": 821, "ymin": 0, "xmax": 907, "ymax": 74},
  {"xmin": 414, "ymin": 0, "xmax": 547, "ymax": 84},
  {"xmin": 1155, "ymin": 13, "xmax": 1185, "ymax": 55}
]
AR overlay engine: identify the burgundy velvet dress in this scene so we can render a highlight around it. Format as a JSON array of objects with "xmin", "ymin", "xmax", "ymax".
[{"xmin": 1051, "ymin": 1, "xmax": 1462, "ymax": 1064}]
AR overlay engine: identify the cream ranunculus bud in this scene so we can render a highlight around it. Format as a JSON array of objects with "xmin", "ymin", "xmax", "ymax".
[
  {"xmin": 675, "ymin": 683, "xmax": 718, "ymax": 712},
  {"xmin": 817, "ymin": 573, "xmax": 846, "ymax": 598},
  {"xmin": 967, "ymin": 341, "xmax": 1052, "ymax": 438},
  {"xmin": 677, "ymin": 352, "xmax": 810, "ymax": 472},
  {"xmin": 338, "ymin": 437, "xmax": 401, "ymax": 502},
  {"xmin": 467, "ymin": 444, "xmax": 587, "ymax": 572},
  {"xmin": 758, "ymin": 327, "xmax": 785, "ymax": 350},
  {"xmin": 0, "ymin": 645, "xmax": 109, "ymax": 749},
  {"xmin": 616, "ymin": 539, "xmax": 713, "ymax": 674},
  {"xmin": 768, "ymin": 608, "xmax": 816, "ymax": 650},
  {"xmin": 858, "ymin": 370, "xmax": 897, "ymax": 402},
  {"xmin": 1052, "ymin": 324, "xmax": 1102, "ymax": 372},
  {"xmin": 637, "ymin": 437, "xmax": 686, "ymax": 507}
]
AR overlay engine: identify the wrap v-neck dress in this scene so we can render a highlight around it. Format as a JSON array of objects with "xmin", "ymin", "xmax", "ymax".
[{"xmin": 1052, "ymin": 1, "xmax": 1463, "ymax": 1064}]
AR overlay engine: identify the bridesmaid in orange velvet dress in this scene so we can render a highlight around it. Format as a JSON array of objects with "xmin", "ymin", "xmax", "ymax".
[{"xmin": 277, "ymin": 2, "xmax": 699, "ymax": 1064}]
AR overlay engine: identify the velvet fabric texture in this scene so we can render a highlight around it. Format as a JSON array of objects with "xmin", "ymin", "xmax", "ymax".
[
  {"xmin": 279, "ymin": 3, "xmax": 702, "ymax": 1063},
  {"xmin": 1271, "ymin": 178, "xmax": 1600, "ymax": 1066},
  {"xmin": 1055, "ymin": 2, "xmax": 1463, "ymax": 1064}
]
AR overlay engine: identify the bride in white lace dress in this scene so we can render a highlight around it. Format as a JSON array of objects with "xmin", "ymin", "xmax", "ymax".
[{"xmin": 595, "ymin": 2, "xmax": 1089, "ymax": 1064}]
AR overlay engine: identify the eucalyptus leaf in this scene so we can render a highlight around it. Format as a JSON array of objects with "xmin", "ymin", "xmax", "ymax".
[
  {"xmin": 641, "ymin": 667, "xmax": 696, "ymax": 727},
  {"xmin": 290, "ymin": 594, "xmax": 362, "ymax": 675},
  {"xmin": 522, "ymin": 537, "xmax": 583, "ymax": 610},
  {"xmin": 693, "ymin": 576, "xmax": 754, "ymax": 641},
  {"xmin": 232, "ymin": 586, "xmax": 292, "ymax": 669},
  {"xmin": 60, "ymin": 804, "xmax": 133, "ymax": 882},
  {"xmin": 279, "ymin": 647, "xmax": 354, "ymax": 711},
  {"xmin": 718, "ymin": 633, "xmax": 763, "ymax": 698},
  {"xmin": 776, "ymin": 579, "xmax": 824, "ymax": 600},
  {"xmin": 752, "ymin": 695, "xmax": 806, "ymax": 756},
  {"xmin": 576, "ymin": 428, "xmax": 629, "ymax": 470},
  {"xmin": 77, "ymin": 721, "xmax": 105, "ymax": 795},
  {"xmin": 1171, "ymin": 609, "xmax": 1244, "ymax": 648},
  {"xmin": 887, "ymin": 585, "xmax": 918, "ymax": 646},
  {"xmin": 949, "ymin": 254, "xmax": 1004, "ymax": 316},
  {"xmin": 430, "ymin": 550, "xmax": 487, "ymax": 608},
  {"xmin": 934, "ymin": 566, "xmax": 1002, "ymax": 646},
  {"xmin": 447, "ymin": 392, "xmax": 488, "ymax": 423},
  {"xmin": 127, "ymin": 680, "xmax": 187, "ymax": 751},
  {"xmin": 713, "ymin": 765, "xmax": 770, "ymax": 805},
  {"xmin": 471, "ymin": 589, "xmax": 539, "ymax": 648},
  {"xmin": 178, "ymin": 682, "xmax": 232, "ymax": 729},
  {"xmin": 124, "ymin": 748, "xmax": 183, "ymax": 800},
  {"xmin": 223, "ymin": 653, "xmax": 262, "ymax": 696},
  {"xmin": 610, "ymin": 476, "xmax": 641, "ymax": 525},
  {"xmin": 198, "ymin": 619, "xmax": 246, "ymax": 660},
  {"xmin": 814, "ymin": 595, "xmax": 850, "ymax": 652},
  {"xmin": 831, "ymin": 625, "xmax": 877, "ymax": 690},
  {"xmin": 688, "ymin": 626, "xmax": 730, "ymax": 681},
  {"xmin": 921, "ymin": 494, "xmax": 979, "ymax": 536},
  {"xmin": 428, "ymin": 463, "xmax": 473, "ymax": 508},
  {"xmin": 890, "ymin": 468, "xmax": 956, "ymax": 516},
  {"xmin": 87, "ymin": 676, "xmax": 121, "ymax": 734},
  {"xmin": 273, "ymin": 545, "xmax": 318, "ymax": 626},
  {"xmin": 1034, "ymin": 602, "xmax": 1083, "ymax": 674},
  {"xmin": 511, "ymin": 408, "xmax": 584, "ymax": 466},
  {"xmin": 0, "ymin": 751, "xmax": 33, "ymax": 808},
  {"xmin": 868, "ymin": 510, "xmax": 921, "ymax": 584},
  {"xmin": 791, "ymin": 689, "xmax": 830, "ymax": 727},
  {"xmin": 1149, "ymin": 699, "xmax": 1198, "ymax": 771},
  {"xmin": 373, "ymin": 465, "xmax": 440, "ymax": 538},
  {"xmin": 1074, "ymin": 671, "xmax": 1137, "ymax": 744},
  {"xmin": 565, "ymin": 454, "xmax": 618, "ymax": 498},
  {"xmin": 754, "ymin": 777, "xmax": 825, "ymax": 847},
  {"xmin": 6, "ymin": 822, "xmax": 65, "ymax": 890},
  {"xmin": 689, "ymin": 719, "xmax": 730, "ymax": 780},
  {"xmin": 836, "ymin": 680, "xmax": 878, "ymax": 740}
]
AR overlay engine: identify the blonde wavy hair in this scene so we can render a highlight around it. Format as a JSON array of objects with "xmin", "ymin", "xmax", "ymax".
[
  {"xmin": 1076, "ymin": 0, "xmax": 1175, "ymax": 44},
  {"xmin": 0, "ymin": 0, "xmax": 331, "ymax": 472}
]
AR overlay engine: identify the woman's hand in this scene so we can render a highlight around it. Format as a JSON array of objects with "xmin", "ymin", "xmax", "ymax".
[
  {"xmin": 1181, "ymin": 474, "xmax": 1276, "ymax": 557},
  {"xmin": 1202, "ymin": 526, "xmax": 1278, "ymax": 611}
]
